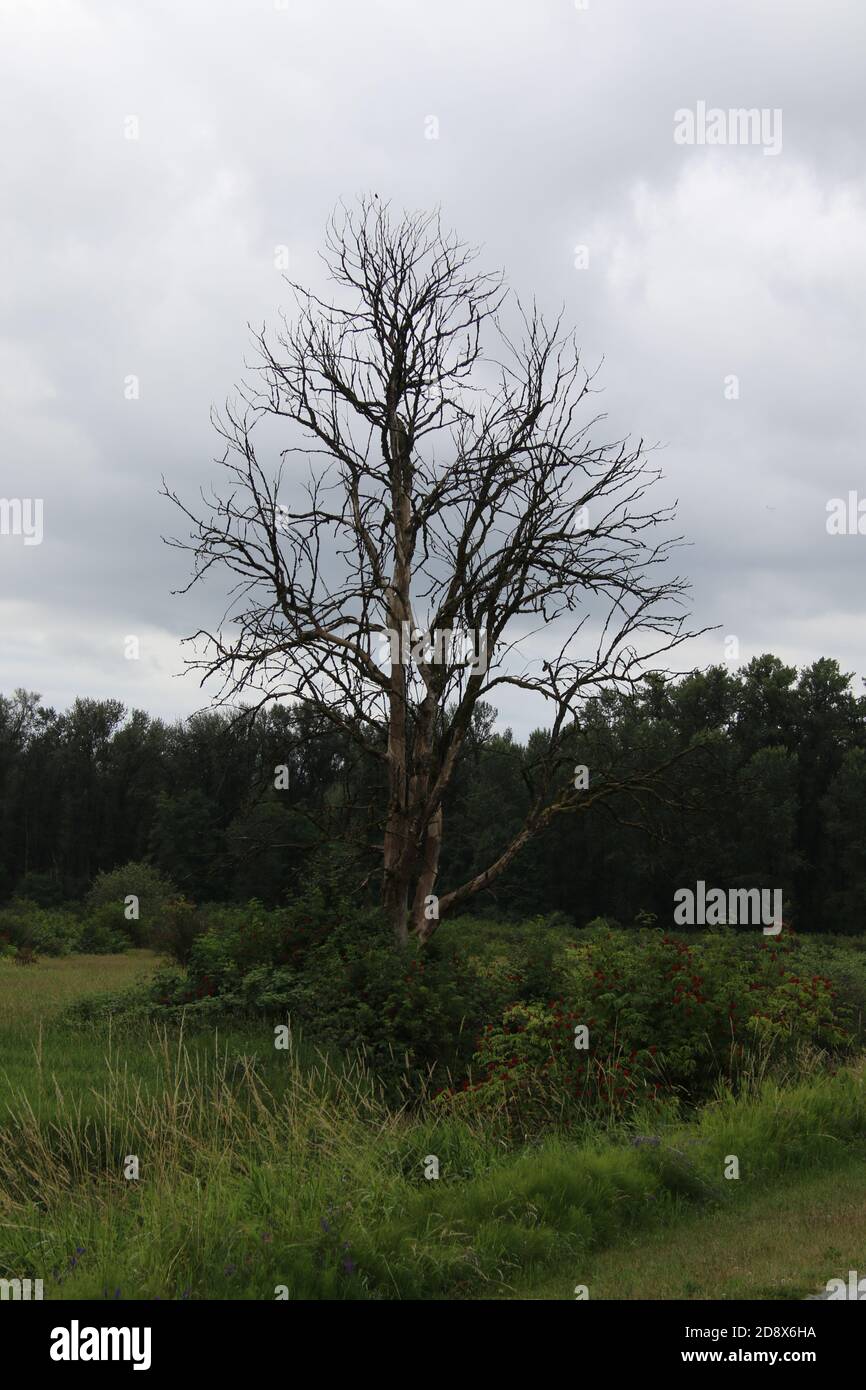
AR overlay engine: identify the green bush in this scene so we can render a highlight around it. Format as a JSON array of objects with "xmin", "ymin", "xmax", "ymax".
[
  {"xmin": 78, "ymin": 903, "xmax": 130, "ymax": 954},
  {"xmin": 570, "ymin": 925, "xmax": 848, "ymax": 1086},
  {"xmin": 85, "ymin": 861, "xmax": 177, "ymax": 946},
  {"xmin": 150, "ymin": 896, "xmax": 201, "ymax": 965},
  {"xmin": 172, "ymin": 886, "xmax": 348, "ymax": 983},
  {"xmin": 436, "ymin": 925, "xmax": 853, "ymax": 1130},
  {"xmin": 64, "ymin": 894, "xmax": 856, "ymax": 1116},
  {"xmin": 0, "ymin": 899, "xmax": 83, "ymax": 955},
  {"xmin": 99, "ymin": 891, "xmax": 505, "ymax": 1097},
  {"xmin": 280, "ymin": 920, "xmax": 504, "ymax": 1094}
]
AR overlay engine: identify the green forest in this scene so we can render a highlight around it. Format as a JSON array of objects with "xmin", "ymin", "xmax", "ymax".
[{"xmin": 2, "ymin": 651, "xmax": 864, "ymax": 933}]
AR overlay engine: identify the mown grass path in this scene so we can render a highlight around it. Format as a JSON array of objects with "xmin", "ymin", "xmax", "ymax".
[{"xmin": 501, "ymin": 1159, "xmax": 866, "ymax": 1300}]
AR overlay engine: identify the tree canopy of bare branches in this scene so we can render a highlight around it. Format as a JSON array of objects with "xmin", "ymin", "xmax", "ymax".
[{"xmin": 163, "ymin": 197, "xmax": 702, "ymax": 946}]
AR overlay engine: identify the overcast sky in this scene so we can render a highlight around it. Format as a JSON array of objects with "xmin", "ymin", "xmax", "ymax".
[{"xmin": 1, "ymin": 0, "xmax": 864, "ymax": 736}]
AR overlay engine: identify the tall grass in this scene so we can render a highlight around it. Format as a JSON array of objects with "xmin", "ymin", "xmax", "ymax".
[{"xmin": 2, "ymin": 1013, "xmax": 865, "ymax": 1300}]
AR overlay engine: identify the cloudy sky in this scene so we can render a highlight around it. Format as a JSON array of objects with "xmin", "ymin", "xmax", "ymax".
[{"xmin": 1, "ymin": 0, "xmax": 864, "ymax": 736}]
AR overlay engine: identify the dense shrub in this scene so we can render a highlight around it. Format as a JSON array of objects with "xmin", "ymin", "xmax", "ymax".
[
  {"xmin": 789, "ymin": 934, "xmax": 866, "ymax": 1047},
  {"xmin": 438, "ymin": 998, "xmax": 664, "ymax": 1134},
  {"xmin": 0, "ymin": 896, "xmax": 134, "ymax": 956},
  {"xmin": 85, "ymin": 861, "xmax": 177, "ymax": 946},
  {"xmin": 59, "ymin": 897, "xmax": 858, "ymax": 1118},
  {"xmin": 436, "ymin": 926, "xmax": 853, "ymax": 1130},
  {"xmin": 85, "ymin": 891, "xmax": 507, "ymax": 1097},
  {"xmin": 0, "ymin": 899, "xmax": 84, "ymax": 955},
  {"xmin": 275, "ymin": 920, "xmax": 505, "ymax": 1093},
  {"xmin": 150, "ymin": 896, "xmax": 201, "ymax": 964},
  {"xmin": 78, "ymin": 903, "xmax": 130, "ymax": 954}
]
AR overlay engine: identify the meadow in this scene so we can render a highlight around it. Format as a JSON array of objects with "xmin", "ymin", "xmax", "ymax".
[{"xmin": 2, "ymin": 907, "xmax": 866, "ymax": 1301}]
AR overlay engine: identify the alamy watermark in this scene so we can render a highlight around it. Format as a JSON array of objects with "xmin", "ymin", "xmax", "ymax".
[
  {"xmin": 0, "ymin": 1276, "xmax": 43, "ymax": 1300},
  {"xmin": 826, "ymin": 1270, "xmax": 866, "ymax": 1299},
  {"xmin": 0, "ymin": 497, "xmax": 43, "ymax": 545},
  {"xmin": 826, "ymin": 493, "xmax": 866, "ymax": 535},
  {"xmin": 49, "ymin": 1321, "xmax": 151, "ymax": 1370},
  {"xmin": 674, "ymin": 881, "xmax": 782, "ymax": 934},
  {"xmin": 379, "ymin": 622, "xmax": 488, "ymax": 674},
  {"xmin": 674, "ymin": 102, "xmax": 782, "ymax": 156}
]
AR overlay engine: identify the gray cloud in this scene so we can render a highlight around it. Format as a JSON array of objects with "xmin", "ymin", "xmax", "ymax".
[{"xmin": 1, "ymin": 0, "xmax": 864, "ymax": 732}]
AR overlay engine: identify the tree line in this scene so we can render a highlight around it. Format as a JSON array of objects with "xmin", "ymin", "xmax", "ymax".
[{"xmin": 2, "ymin": 651, "xmax": 864, "ymax": 933}]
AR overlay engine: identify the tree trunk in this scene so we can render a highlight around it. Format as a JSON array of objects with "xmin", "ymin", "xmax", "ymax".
[
  {"xmin": 382, "ymin": 409, "xmax": 414, "ymax": 947},
  {"xmin": 382, "ymin": 696, "xmax": 411, "ymax": 946},
  {"xmin": 409, "ymin": 804, "xmax": 443, "ymax": 943}
]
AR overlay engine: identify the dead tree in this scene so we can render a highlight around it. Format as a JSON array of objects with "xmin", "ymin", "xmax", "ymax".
[{"xmin": 164, "ymin": 197, "xmax": 702, "ymax": 947}]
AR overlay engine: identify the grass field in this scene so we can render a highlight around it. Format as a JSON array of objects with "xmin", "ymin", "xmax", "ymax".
[
  {"xmin": 0, "ymin": 950, "xmax": 157, "ymax": 1029},
  {"xmin": 1, "ymin": 951, "xmax": 865, "ymax": 1300},
  {"xmin": 0, "ymin": 950, "xmax": 312, "ymax": 1126}
]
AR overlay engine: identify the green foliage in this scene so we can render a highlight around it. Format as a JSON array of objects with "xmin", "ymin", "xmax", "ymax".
[
  {"xmin": 276, "ymin": 924, "xmax": 501, "ymax": 1094},
  {"xmin": 436, "ymin": 925, "xmax": 853, "ymax": 1131},
  {"xmin": 438, "ymin": 998, "xmax": 661, "ymax": 1135},
  {"xmin": 13, "ymin": 871, "xmax": 65, "ymax": 907},
  {"xmin": 85, "ymin": 861, "xmax": 176, "ymax": 946},
  {"xmin": 73, "ymin": 897, "xmax": 855, "ymax": 1123},
  {"xmin": 149, "ymin": 790, "xmax": 226, "ymax": 901},
  {"xmin": 4, "ymin": 653, "xmax": 866, "ymax": 931},
  {"xmin": 149, "ymin": 896, "xmax": 201, "ymax": 965},
  {"xmin": 78, "ymin": 903, "xmax": 130, "ymax": 954},
  {"xmin": 567, "ymin": 926, "xmax": 849, "ymax": 1089},
  {"xmin": 119, "ymin": 895, "xmax": 503, "ymax": 1097},
  {"xmin": 0, "ymin": 899, "xmax": 84, "ymax": 955},
  {"xmin": 820, "ymin": 748, "xmax": 866, "ymax": 933},
  {"xmin": 225, "ymin": 796, "xmax": 317, "ymax": 904},
  {"xmin": 5, "ymin": 980, "xmax": 866, "ymax": 1301},
  {"xmin": 0, "ymin": 897, "xmax": 132, "ymax": 956}
]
